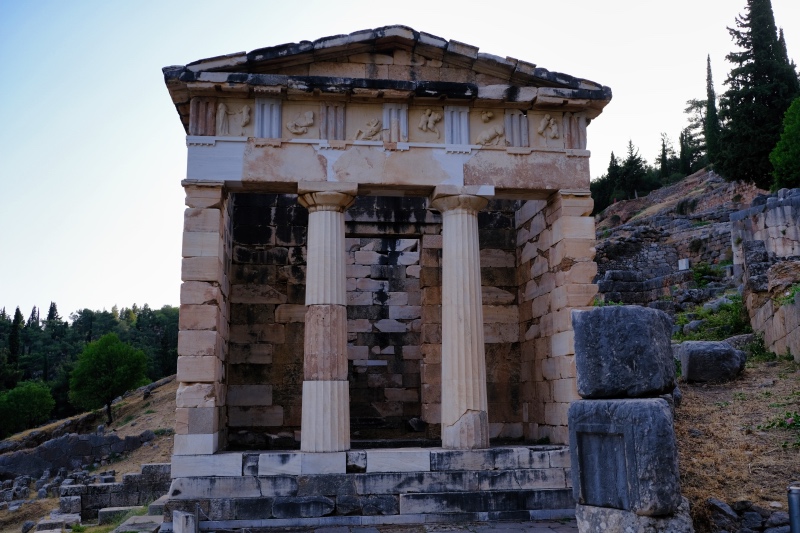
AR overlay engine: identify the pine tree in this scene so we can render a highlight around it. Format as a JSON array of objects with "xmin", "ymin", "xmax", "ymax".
[
  {"xmin": 770, "ymin": 97, "xmax": 800, "ymax": 188},
  {"xmin": 718, "ymin": 0, "xmax": 800, "ymax": 188},
  {"xmin": 46, "ymin": 302, "xmax": 60, "ymax": 322},
  {"xmin": 705, "ymin": 55, "xmax": 722, "ymax": 166}
]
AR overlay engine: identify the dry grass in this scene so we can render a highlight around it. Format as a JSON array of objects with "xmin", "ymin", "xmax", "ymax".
[{"xmin": 675, "ymin": 359, "xmax": 800, "ymax": 532}]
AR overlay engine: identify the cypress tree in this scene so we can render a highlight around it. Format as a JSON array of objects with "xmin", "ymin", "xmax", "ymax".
[
  {"xmin": 9, "ymin": 308, "xmax": 23, "ymax": 364},
  {"xmin": 718, "ymin": 0, "xmax": 800, "ymax": 188},
  {"xmin": 705, "ymin": 55, "xmax": 722, "ymax": 166}
]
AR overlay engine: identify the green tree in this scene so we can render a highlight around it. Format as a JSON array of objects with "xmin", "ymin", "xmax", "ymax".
[
  {"xmin": 705, "ymin": 55, "xmax": 722, "ymax": 166},
  {"xmin": 718, "ymin": 0, "xmax": 800, "ymax": 187},
  {"xmin": 0, "ymin": 381, "xmax": 55, "ymax": 437},
  {"xmin": 69, "ymin": 333, "xmax": 148, "ymax": 423},
  {"xmin": 770, "ymin": 97, "xmax": 800, "ymax": 188},
  {"xmin": 8, "ymin": 307, "xmax": 22, "ymax": 365}
]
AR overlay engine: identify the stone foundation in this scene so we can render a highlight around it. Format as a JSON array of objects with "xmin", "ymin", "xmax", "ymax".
[{"xmin": 161, "ymin": 445, "xmax": 573, "ymax": 530}]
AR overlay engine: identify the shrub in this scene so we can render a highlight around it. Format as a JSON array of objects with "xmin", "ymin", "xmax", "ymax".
[
  {"xmin": 0, "ymin": 381, "xmax": 55, "ymax": 438},
  {"xmin": 673, "ymin": 294, "xmax": 752, "ymax": 341}
]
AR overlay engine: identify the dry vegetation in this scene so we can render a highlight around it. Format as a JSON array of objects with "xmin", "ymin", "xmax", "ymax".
[{"xmin": 675, "ymin": 358, "xmax": 800, "ymax": 531}]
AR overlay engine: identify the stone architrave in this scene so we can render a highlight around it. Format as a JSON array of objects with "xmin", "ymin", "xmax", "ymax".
[
  {"xmin": 430, "ymin": 189, "xmax": 491, "ymax": 450},
  {"xmin": 568, "ymin": 398, "xmax": 682, "ymax": 517},
  {"xmin": 297, "ymin": 183, "xmax": 356, "ymax": 452},
  {"xmin": 572, "ymin": 306, "xmax": 675, "ymax": 398}
]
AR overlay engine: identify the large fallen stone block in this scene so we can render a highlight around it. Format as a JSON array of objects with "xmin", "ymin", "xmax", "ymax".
[
  {"xmin": 576, "ymin": 497, "xmax": 694, "ymax": 533},
  {"xmin": 674, "ymin": 341, "xmax": 746, "ymax": 382},
  {"xmin": 569, "ymin": 399, "xmax": 681, "ymax": 516},
  {"xmin": 572, "ymin": 306, "xmax": 675, "ymax": 398}
]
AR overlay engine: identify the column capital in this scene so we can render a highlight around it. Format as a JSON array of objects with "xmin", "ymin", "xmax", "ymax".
[
  {"xmin": 298, "ymin": 191, "xmax": 355, "ymax": 213},
  {"xmin": 430, "ymin": 194, "xmax": 488, "ymax": 215}
]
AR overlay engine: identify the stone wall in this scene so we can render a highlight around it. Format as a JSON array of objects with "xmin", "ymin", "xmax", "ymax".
[
  {"xmin": 59, "ymin": 463, "xmax": 171, "ymax": 519},
  {"xmin": 517, "ymin": 192, "xmax": 597, "ymax": 445},
  {"xmin": 225, "ymin": 194, "xmax": 525, "ymax": 447}
]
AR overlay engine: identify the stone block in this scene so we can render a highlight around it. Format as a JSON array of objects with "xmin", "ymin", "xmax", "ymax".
[
  {"xmin": 182, "ymin": 231, "xmax": 221, "ymax": 257},
  {"xmin": 575, "ymin": 497, "xmax": 694, "ymax": 533},
  {"xmin": 478, "ymin": 468, "xmax": 567, "ymax": 491},
  {"xmin": 175, "ymin": 407, "xmax": 219, "ymax": 434},
  {"xmin": 259, "ymin": 453, "xmax": 301, "ymax": 476},
  {"xmin": 176, "ymin": 383, "xmax": 224, "ymax": 408},
  {"xmin": 98, "ymin": 506, "xmax": 138, "ymax": 525},
  {"xmin": 181, "ymin": 256, "xmax": 222, "ymax": 283},
  {"xmin": 551, "ymin": 284, "xmax": 598, "ymax": 311},
  {"xmin": 179, "ymin": 304, "xmax": 219, "ymax": 331},
  {"xmin": 227, "ymin": 384, "xmax": 273, "ymax": 406},
  {"xmin": 675, "ymin": 341, "xmax": 746, "ymax": 383},
  {"xmin": 572, "ymin": 306, "xmax": 675, "ymax": 399},
  {"xmin": 301, "ymin": 453, "xmax": 347, "ymax": 474},
  {"xmin": 184, "ymin": 207, "xmax": 220, "ymax": 232},
  {"xmin": 550, "ymin": 331, "xmax": 575, "ymax": 357},
  {"xmin": 177, "ymin": 330, "xmax": 219, "ymax": 357},
  {"xmin": 569, "ymin": 399, "xmax": 681, "ymax": 516},
  {"xmin": 177, "ymin": 356, "xmax": 222, "ymax": 383},
  {"xmin": 173, "ymin": 433, "xmax": 219, "ymax": 455},
  {"xmin": 172, "ymin": 510, "xmax": 197, "ymax": 533},
  {"xmin": 171, "ymin": 453, "xmax": 243, "ymax": 478},
  {"xmin": 366, "ymin": 449, "xmax": 431, "ymax": 472},
  {"xmin": 275, "ymin": 304, "xmax": 306, "ymax": 323},
  {"xmin": 551, "ymin": 216, "xmax": 595, "ymax": 245},
  {"xmin": 228, "ymin": 406, "xmax": 284, "ymax": 427},
  {"xmin": 184, "ymin": 185, "xmax": 222, "ymax": 209},
  {"xmin": 272, "ymin": 496, "xmax": 335, "ymax": 518},
  {"xmin": 354, "ymin": 471, "xmax": 479, "ymax": 495},
  {"xmin": 180, "ymin": 282, "xmax": 221, "ymax": 305}
]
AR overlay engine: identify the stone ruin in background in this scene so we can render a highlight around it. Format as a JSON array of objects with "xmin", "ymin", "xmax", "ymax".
[{"xmin": 160, "ymin": 25, "xmax": 611, "ymax": 530}]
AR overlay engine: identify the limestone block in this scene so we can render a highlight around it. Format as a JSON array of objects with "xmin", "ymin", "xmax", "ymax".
[
  {"xmin": 177, "ymin": 356, "xmax": 222, "ymax": 383},
  {"xmin": 179, "ymin": 304, "xmax": 219, "ymax": 331},
  {"xmin": 545, "ymin": 402, "xmax": 570, "ymax": 427},
  {"xmin": 230, "ymin": 284, "xmax": 287, "ymax": 304},
  {"xmin": 181, "ymin": 257, "xmax": 222, "ymax": 283},
  {"xmin": 304, "ymin": 305, "xmax": 348, "ymax": 380},
  {"xmin": 275, "ymin": 304, "xmax": 306, "ymax": 323},
  {"xmin": 171, "ymin": 453, "xmax": 243, "ymax": 477},
  {"xmin": 550, "ymin": 331, "xmax": 574, "ymax": 358},
  {"xmin": 301, "ymin": 452, "xmax": 347, "ymax": 474},
  {"xmin": 550, "ymin": 239, "xmax": 596, "ymax": 266},
  {"xmin": 178, "ymin": 330, "xmax": 220, "ymax": 357},
  {"xmin": 167, "ymin": 476, "xmax": 271, "ymax": 498},
  {"xmin": 228, "ymin": 406, "xmax": 284, "ymax": 427},
  {"xmin": 551, "ymin": 284, "xmax": 598, "ymax": 311},
  {"xmin": 482, "ymin": 305, "xmax": 519, "ymax": 324},
  {"xmin": 227, "ymin": 384, "xmax": 273, "ymax": 406},
  {"xmin": 176, "ymin": 383, "xmax": 224, "ymax": 408},
  {"xmin": 478, "ymin": 468, "xmax": 566, "ymax": 491},
  {"xmin": 555, "ymin": 262, "xmax": 598, "ymax": 285},
  {"xmin": 569, "ymin": 399, "xmax": 681, "ymax": 516},
  {"xmin": 259, "ymin": 453, "xmax": 302, "ymax": 476},
  {"xmin": 375, "ymin": 319, "xmax": 408, "ymax": 332},
  {"xmin": 175, "ymin": 408, "xmax": 219, "ymax": 434},
  {"xmin": 558, "ymin": 196, "xmax": 594, "ymax": 217},
  {"xmin": 389, "ymin": 306, "xmax": 422, "ymax": 320},
  {"xmin": 184, "ymin": 185, "xmax": 223, "ymax": 209},
  {"xmin": 182, "ymin": 231, "xmax": 221, "ymax": 258},
  {"xmin": 366, "ymin": 449, "xmax": 431, "ymax": 473},
  {"xmin": 572, "ymin": 306, "xmax": 675, "ymax": 399},
  {"xmin": 184, "ymin": 208, "xmax": 220, "ymax": 233},
  {"xmin": 173, "ymin": 433, "xmax": 219, "ymax": 455},
  {"xmin": 272, "ymin": 495, "xmax": 335, "ymax": 519},
  {"xmin": 180, "ymin": 281, "xmax": 221, "ymax": 305},
  {"xmin": 173, "ymin": 510, "xmax": 197, "ymax": 533},
  {"xmin": 229, "ymin": 323, "xmax": 285, "ymax": 344},
  {"xmin": 674, "ymin": 341, "xmax": 746, "ymax": 383},
  {"xmin": 576, "ymin": 497, "xmax": 694, "ymax": 533},
  {"xmin": 422, "ymin": 402, "xmax": 441, "ymax": 424},
  {"xmin": 484, "ymin": 323, "xmax": 519, "ymax": 343}
]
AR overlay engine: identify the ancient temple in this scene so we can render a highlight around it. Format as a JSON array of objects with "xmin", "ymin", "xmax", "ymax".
[{"xmin": 161, "ymin": 26, "xmax": 610, "ymax": 530}]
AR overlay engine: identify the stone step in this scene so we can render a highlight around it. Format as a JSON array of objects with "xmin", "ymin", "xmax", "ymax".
[
  {"xmin": 98, "ymin": 506, "xmax": 139, "ymax": 525},
  {"xmin": 148, "ymin": 494, "xmax": 169, "ymax": 516},
  {"xmin": 398, "ymin": 489, "xmax": 574, "ymax": 514},
  {"xmin": 36, "ymin": 519, "xmax": 64, "ymax": 531},
  {"xmin": 112, "ymin": 515, "xmax": 163, "ymax": 533}
]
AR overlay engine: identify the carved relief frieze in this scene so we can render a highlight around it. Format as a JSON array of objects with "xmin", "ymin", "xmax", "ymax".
[
  {"xmin": 408, "ymin": 106, "xmax": 444, "ymax": 143},
  {"xmin": 283, "ymin": 103, "xmax": 319, "ymax": 139},
  {"xmin": 286, "ymin": 111, "xmax": 315, "ymax": 135},
  {"xmin": 215, "ymin": 100, "xmax": 253, "ymax": 137},
  {"xmin": 532, "ymin": 113, "xmax": 564, "ymax": 149},
  {"xmin": 354, "ymin": 118, "xmax": 382, "ymax": 140},
  {"xmin": 471, "ymin": 108, "xmax": 504, "ymax": 146}
]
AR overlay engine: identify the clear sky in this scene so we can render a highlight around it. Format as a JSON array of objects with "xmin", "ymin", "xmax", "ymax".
[{"xmin": 1, "ymin": 0, "xmax": 798, "ymax": 319}]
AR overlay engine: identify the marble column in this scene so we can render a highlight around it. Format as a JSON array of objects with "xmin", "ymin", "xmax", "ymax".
[
  {"xmin": 297, "ymin": 184, "xmax": 356, "ymax": 452},
  {"xmin": 430, "ymin": 191, "xmax": 490, "ymax": 450}
]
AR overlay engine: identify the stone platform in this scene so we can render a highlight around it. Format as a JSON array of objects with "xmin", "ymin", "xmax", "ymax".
[{"xmin": 160, "ymin": 445, "xmax": 573, "ymax": 531}]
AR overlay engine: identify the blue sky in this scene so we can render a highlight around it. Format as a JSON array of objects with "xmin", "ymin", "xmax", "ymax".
[{"xmin": 1, "ymin": 0, "xmax": 798, "ymax": 318}]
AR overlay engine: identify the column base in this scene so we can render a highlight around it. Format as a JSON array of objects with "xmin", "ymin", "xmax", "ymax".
[
  {"xmin": 442, "ymin": 409, "xmax": 489, "ymax": 450},
  {"xmin": 300, "ymin": 380, "xmax": 351, "ymax": 452}
]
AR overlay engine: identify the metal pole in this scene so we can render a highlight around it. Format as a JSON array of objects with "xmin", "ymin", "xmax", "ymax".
[{"xmin": 789, "ymin": 481, "xmax": 800, "ymax": 533}]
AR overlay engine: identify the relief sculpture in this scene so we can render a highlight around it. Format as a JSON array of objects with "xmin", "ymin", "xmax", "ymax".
[
  {"xmin": 476, "ymin": 125, "xmax": 505, "ymax": 145},
  {"xmin": 537, "ymin": 114, "xmax": 560, "ymax": 139},
  {"xmin": 355, "ymin": 118, "xmax": 382, "ymax": 140},
  {"xmin": 417, "ymin": 109, "xmax": 442, "ymax": 139},
  {"xmin": 286, "ymin": 111, "xmax": 315, "ymax": 135}
]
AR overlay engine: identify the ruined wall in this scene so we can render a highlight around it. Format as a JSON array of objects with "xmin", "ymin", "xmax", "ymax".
[
  {"xmin": 225, "ymin": 194, "xmax": 524, "ymax": 448},
  {"xmin": 517, "ymin": 193, "xmax": 597, "ymax": 445}
]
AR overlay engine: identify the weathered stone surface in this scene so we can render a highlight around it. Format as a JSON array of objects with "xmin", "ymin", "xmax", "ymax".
[
  {"xmin": 569, "ymin": 399, "xmax": 681, "ymax": 516},
  {"xmin": 272, "ymin": 495, "xmax": 335, "ymax": 518},
  {"xmin": 674, "ymin": 341, "xmax": 746, "ymax": 382},
  {"xmin": 572, "ymin": 306, "xmax": 675, "ymax": 399},
  {"xmin": 576, "ymin": 497, "xmax": 694, "ymax": 533}
]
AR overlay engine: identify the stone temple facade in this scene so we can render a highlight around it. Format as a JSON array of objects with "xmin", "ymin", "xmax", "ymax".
[{"xmin": 161, "ymin": 26, "xmax": 610, "ymax": 530}]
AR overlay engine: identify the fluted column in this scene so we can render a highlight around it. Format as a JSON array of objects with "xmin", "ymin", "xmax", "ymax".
[
  {"xmin": 430, "ymin": 192, "xmax": 490, "ymax": 449},
  {"xmin": 297, "ymin": 184, "xmax": 356, "ymax": 452}
]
